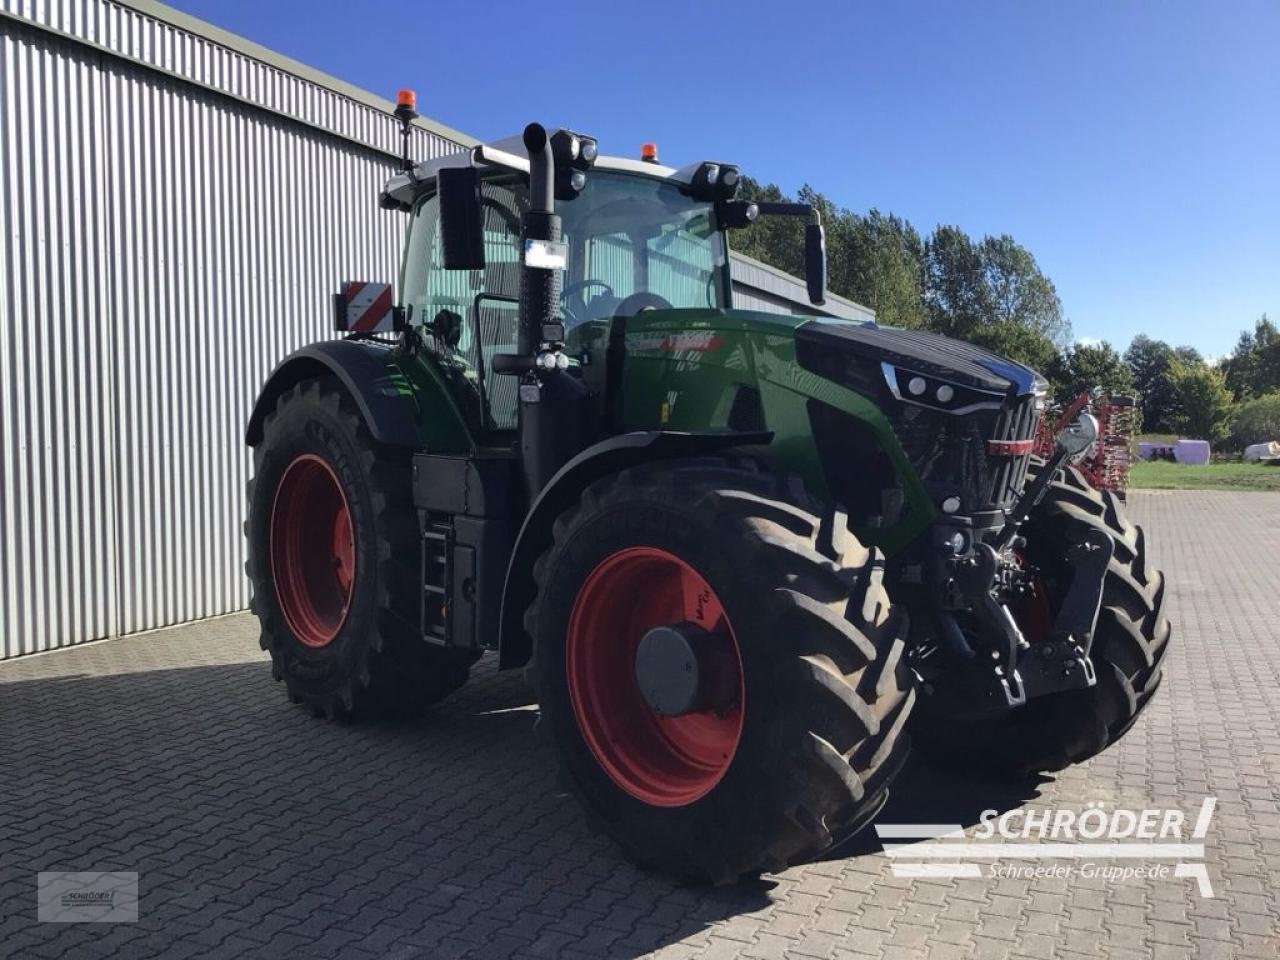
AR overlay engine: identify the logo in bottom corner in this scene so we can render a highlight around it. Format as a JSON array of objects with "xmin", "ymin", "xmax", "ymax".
[{"xmin": 874, "ymin": 798, "xmax": 1217, "ymax": 897}]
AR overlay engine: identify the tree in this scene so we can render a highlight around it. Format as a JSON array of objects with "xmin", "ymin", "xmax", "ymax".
[
  {"xmin": 968, "ymin": 322, "xmax": 1059, "ymax": 375},
  {"xmin": 1223, "ymin": 315, "xmax": 1280, "ymax": 399},
  {"xmin": 1173, "ymin": 345, "xmax": 1204, "ymax": 367},
  {"xmin": 733, "ymin": 181, "xmax": 1066, "ymax": 360},
  {"xmin": 1124, "ymin": 335, "xmax": 1177, "ymax": 432},
  {"xmin": 1123, "ymin": 336, "xmax": 1208, "ymax": 433},
  {"xmin": 1166, "ymin": 358, "xmax": 1234, "ymax": 441},
  {"xmin": 922, "ymin": 226, "xmax": 1067, "ymax": 351},
  {"xmin": 843, "ymin": 209, "xmax": 927, "ymax": 329},
  {"xmin": 923, "ymin": 225, "xmax": 991, "ymax": 338},
  {"xmin": 1048, "ymin": 341, "xmax": 1134, "ymax": 401},
  {"xmin": 979, "ymin": 234, "xmax": 1069, "ymax": 346},
  {"xmin": 734, "ymin": 177, "xmax": 805, "ymax": 280},
  {"xmin": 1230, "ymin": 392, "xmax": 1280, "ymax": 448}
]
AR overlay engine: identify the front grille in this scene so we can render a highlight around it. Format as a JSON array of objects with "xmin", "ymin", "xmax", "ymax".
[
  {"xmin": 880, "ymin": 393, "xmax": 1040, "ymax": 518},
  {"xmin": 986, "ymin": 395, "xmax": 1041, "ymax": 510},
  {"xmin": 793, "ymin": 336, "xmax": 1046, "ymax": 520}
]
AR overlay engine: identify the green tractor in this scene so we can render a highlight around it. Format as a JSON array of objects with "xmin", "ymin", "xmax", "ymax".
[{"xmin": 245, "ymin": 114, "xmax": 1170, "ymax": 883}]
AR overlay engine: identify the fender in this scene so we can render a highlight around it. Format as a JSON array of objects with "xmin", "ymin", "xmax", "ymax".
[
  {"xmin": 245, "ymin": 340, "xmax": 422, "ymax": 448},
  {"xmin": 496, "ymin": 429, "xmax": 772, "ymax": 669}
]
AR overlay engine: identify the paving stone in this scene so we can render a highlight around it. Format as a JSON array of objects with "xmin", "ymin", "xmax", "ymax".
[{"xmin": 0, "ymin": 492, "xmax": 1276, "ymax": 959}]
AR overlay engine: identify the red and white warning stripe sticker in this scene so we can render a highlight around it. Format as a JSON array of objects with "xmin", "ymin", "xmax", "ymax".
[{"xmin": 336, "ymin": 281, "xmax": 394, "ymax": 333}]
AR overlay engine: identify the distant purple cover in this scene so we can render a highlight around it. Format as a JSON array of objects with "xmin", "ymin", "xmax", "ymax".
[{"xmin": 1175, "ymin": 439, "xmax": 1211, "ymax": 465}]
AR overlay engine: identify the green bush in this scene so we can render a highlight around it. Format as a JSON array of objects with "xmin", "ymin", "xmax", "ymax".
[
  {"xmin": 1230, "ymin": 392, "xmax": 1280, "ymax": 447},
  {"xmin": 1167, "ymin": 358, "xmax": 1234, "ymax": 442}
]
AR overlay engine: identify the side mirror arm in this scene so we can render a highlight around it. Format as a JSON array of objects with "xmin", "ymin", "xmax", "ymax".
[{"xmin": 752, "ymin": 202, "xmax": 827, "ymax": 306}]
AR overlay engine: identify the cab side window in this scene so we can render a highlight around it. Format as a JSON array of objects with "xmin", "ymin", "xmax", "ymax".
[{"xmin": 401, "ymin": 178, "xmax": 526, "ymax": 430}]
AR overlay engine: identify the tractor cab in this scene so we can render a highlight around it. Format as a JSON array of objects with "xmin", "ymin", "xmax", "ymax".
[
  {"xmin": 393, "ymin": 163, "xmax": 731, "ymax": 431},
  {"xmin": 380, "ymin": 128, "xmax": 826, "ymax": 440}
]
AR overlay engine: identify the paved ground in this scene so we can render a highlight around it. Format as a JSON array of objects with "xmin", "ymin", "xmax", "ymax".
[{"xmin": 2, "ymin": 490, "xmax": 1278, "ymax": 959}]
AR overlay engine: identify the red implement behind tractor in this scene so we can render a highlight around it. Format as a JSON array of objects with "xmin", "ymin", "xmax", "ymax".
[{"xmin": 1034, "ymin": 392, "xmax": 1138, "ymax": 495}]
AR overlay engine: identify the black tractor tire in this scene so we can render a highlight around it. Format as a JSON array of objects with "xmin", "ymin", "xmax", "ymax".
[
  {"xmin": 245, "ymin": 376, "xmax": 474, "ymax": 719},
  {"xmin": 913, "ymin": 462, "xmax": 1171, "ymax": 778},
  {"xmin": 527, "ymin": 459, "xmax": 915, "ymax": 883}
]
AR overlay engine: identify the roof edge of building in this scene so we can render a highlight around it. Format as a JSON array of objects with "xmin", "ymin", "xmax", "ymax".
[
  {"xmin": 116, "ymin": 0, "xmax": 479, "ymax": 148},
  {"xmin": 729, "ymin": 251, "xmax": 874, "ymax": 320},
  {"xmin": 86, "ymin": 3, "xmax": 872, "ymax": 324}
]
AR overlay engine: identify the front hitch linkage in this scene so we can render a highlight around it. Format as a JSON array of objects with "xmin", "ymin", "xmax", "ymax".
[{"xmin": 963, "ymin": 412, "xmax": 1113, "ymax": 708}]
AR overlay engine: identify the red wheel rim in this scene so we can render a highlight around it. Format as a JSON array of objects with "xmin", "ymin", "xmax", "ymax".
[
  {"xmin": 566, "ymin": 547, "xmax": 744, "ymax": 807},
  {"xmin": 269, "ymin": 454, "xmax": 356, "ymax": 649}
]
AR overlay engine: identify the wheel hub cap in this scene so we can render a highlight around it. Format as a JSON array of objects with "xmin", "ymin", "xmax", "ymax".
[{"xmin": 635, "ymin": 622, "xmax": 738, "ymax": 717}]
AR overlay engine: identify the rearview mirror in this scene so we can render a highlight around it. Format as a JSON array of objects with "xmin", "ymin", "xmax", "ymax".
[
  {"xmin": 805, "ymin": 222, "xmax": 826, "ymax": 306},
  {"xmin": 437, "ymin": 167, "xmax": 485, "ymax": 270},
  {"xmin": 1056, "ymin": 411, "xmax": 1100, "ymax": 463}
]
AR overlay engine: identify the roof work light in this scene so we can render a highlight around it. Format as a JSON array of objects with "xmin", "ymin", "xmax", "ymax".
[
  {"xmin": 393, "ymin": 88, "xmax": 419, "ymax": 173},
  {"xmin": 687, "ymin": 161, "xmax": 742, "ymax": 201},
  {"xmin": 551, "ymin": 128, "xmax": 598, "ymax": 200}
]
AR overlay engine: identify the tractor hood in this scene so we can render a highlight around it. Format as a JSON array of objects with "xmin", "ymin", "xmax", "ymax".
[
  {"xmin": 793, "ymin": 319, "xmax": 1047, "ymax": 398},
  {"xmin": 619, "ymin": 309, "xmax": 1045, "ymax": 399}
]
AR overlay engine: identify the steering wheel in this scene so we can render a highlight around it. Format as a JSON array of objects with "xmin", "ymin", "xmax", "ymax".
[
  {"xmin": 614, "ymin": 292, "xmax": 674, "ymax": 317},
  {"xmin": 560, "ymin": 279, "xmax": 616, "ymax": 327},
  {"xmin": 561, "ymin": 279, "xmax": 614, "ymax": 304}
]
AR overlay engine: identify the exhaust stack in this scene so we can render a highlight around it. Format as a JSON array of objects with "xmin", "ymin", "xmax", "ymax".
[{"xmin": 516, "ymin": 123, "xmax": 562, "ymax": 360}]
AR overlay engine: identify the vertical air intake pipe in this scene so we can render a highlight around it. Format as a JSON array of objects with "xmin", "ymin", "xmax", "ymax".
[
  {"xmin": 510, "ymin": 123, "xmax": 590, "ymax": 501},
  {"xmin": 517, "ymin": 123, "xmax": 561, "ymax": 359}
]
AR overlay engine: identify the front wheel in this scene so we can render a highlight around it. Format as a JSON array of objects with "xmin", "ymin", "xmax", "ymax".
[
  {"xmin": 527, "ymin": 460, "xmax": 915, "ymax": 883},
  {"xmin": 912, "ymin": 463, "xmax": 1171, "ymax": 777}
]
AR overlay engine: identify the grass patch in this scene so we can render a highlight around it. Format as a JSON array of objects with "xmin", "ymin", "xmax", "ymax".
[{"xmin": 1129, "ymin": 459, "xmax": 1280, "ymax": 492}]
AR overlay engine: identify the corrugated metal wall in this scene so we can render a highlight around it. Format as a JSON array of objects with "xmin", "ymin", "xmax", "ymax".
[
  {"xmin": 729, "ymin": 254, "xmax": 874, "ymax": 324},
  {"xmin": 0, "ymin": 0, "xmax": 872, "ymax": 660},
  {"xmin": 0, "ymin": 1, "xmax": 463, "ymax": 658}
]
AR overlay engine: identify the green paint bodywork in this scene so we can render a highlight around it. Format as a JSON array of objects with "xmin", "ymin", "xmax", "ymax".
[
  {"xmin": 384, "ymin": 348, "xmax": 479, "ymax": 455},
  {"xmin": 610, "ymin": 308, "xmax": 936, "ymax": 555},
  {"xmin": 373, "ymin": 303, "xmax": 937, "ymax": 557}
]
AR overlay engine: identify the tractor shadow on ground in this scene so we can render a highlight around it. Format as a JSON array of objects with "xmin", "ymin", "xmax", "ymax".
[
  {"xmin": 0, "ymin": 654, "xmax": 777, "ymax": 959},
  {"xmin": 0, "ymin": 650, "xmax": 1046, "ymax": 960},
  {"xmin": 829, "ymin": 752, "xmax": 1047, "ymax": 860}
]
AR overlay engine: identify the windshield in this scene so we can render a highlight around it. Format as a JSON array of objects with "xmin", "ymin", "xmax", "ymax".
[
  {"xmin": 401, "ymin": 171, "xmax": 728, "ymax": 332},
  {"xmin": 399, "ymin": 170, "xmax": 729, "ymax": 430},
  {"xmin": 558, "ymin": 172, "xmax": 729, "ymax": 327}
]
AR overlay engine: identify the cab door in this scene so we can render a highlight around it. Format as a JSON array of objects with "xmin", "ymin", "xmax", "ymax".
[{"xmin": 400, "ymin": 177, "xmax": 528, "ymax": 434}]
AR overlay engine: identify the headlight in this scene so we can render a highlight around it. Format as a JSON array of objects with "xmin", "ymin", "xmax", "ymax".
[{"xmin": 881, "ymin": 362, "xmax": 1004, "ymax": 414}]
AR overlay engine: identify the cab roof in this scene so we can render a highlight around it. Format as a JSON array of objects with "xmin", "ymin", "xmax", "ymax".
[{"xmin": 380, "ymin": 129, "xmax": 716, "ymax": 212}]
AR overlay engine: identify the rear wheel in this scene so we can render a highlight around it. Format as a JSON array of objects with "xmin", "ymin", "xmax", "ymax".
[
  {"xmin": 913, "ymin": 463, "xmax": 1171, "ymax": 777},
  {"xmin": 246, "ymin": 377, "xmax": 475, "ymax": 718},
  {"xmin": 528, "ymin": 460, "xmax": 915, "ymax": 882}
]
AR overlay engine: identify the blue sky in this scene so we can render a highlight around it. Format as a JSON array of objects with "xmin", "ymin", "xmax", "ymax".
[{"xmin": 175, "ymin": 0, "xmax": 1278, "ymax": 358}]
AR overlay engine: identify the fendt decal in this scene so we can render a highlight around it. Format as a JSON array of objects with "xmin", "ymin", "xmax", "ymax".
[{"xmin": 627, "ymin": 331, "xmax": 725, "ymax": 353}]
